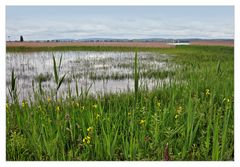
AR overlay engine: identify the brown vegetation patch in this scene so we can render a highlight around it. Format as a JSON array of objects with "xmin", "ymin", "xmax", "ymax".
[
  {"xmin": 6, "ymin": 41, "xmax": 175, "ymax": 48},
  {"xmin": 190, "ymin": 40, "xmax": 234, "ymax": 47}
]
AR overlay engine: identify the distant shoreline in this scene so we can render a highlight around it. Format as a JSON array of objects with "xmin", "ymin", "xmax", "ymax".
[
  {"xmin": 6, "ymin": 40, "xmax": 234, "ymax": 48},
  {"xmin": 6, "ymin": 41, "xmax": 174, "ymax": 48}
]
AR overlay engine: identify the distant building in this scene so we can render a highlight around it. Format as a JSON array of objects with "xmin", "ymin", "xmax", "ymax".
[{"xmin": 167, "ymin": 39, "xmax": 190, "ymax": 45}]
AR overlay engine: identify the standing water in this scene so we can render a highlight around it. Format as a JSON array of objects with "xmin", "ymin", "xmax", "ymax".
[{"xmin": 6, "ymin": 51, "xmax": 173, "ymax": 101}]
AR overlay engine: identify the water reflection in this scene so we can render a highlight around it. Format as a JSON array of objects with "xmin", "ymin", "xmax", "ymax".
[{"xmin": 6, "ymin": 51, "xmax": 172, "ymax": 100}]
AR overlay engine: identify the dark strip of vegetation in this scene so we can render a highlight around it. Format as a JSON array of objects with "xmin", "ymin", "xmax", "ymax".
[{"xmin": 6, "ymin": 45, "xmax": 233, "ymax": 53}]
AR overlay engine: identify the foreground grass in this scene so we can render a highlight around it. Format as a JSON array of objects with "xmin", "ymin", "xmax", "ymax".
[{"xmin": 6, "ymin": 45, "xmax": 234, "ymax": 160}]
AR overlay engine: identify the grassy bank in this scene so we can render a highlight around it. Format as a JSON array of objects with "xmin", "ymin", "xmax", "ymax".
[
  {"xmin": 6, "ymin": 45, "xmax": 234, "ymax": 160},
  {"xmin": 6, "ymin": 44, "xmax": 232, "ymax": 53}
]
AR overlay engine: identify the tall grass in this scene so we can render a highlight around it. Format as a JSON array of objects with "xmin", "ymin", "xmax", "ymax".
[
  {"xmin": 8, "ymin": 70, "xmax": 18, "ymax": 102},
  {"xmin": 52, "ymin": 54, "xmax": 66, "ymax": 100},
  {"xmin": 6, "ymin": 45, "xmax": 234, "ymax": 160}
]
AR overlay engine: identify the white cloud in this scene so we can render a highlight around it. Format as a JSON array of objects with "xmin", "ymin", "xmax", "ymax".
[{"xmin": 6, "ymin": 15, "xmax": 234, "ymax": 40}]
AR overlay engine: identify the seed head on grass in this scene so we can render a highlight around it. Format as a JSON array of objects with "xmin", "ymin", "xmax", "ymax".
[
  {"xmin": 65, "ymin": 114, "xmax": 70, "ymax": 121},
  {"xmin": 144, "ymin": 136, "xmax": 151, "ymax": 142}
]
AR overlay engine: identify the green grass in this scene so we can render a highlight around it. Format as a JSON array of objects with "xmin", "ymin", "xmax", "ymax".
[
  {"xmin": 35, "ymin": 73, "xmax": 52, "ymax": 82},
  {"xmin": 6, "ymin": 45, "xmax": 234, "ymax": 160}
]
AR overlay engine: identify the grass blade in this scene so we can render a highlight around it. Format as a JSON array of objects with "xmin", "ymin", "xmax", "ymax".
[
  {"xmin": 57, "ymin": 74, "xmax": 66, "ymax": 91},
  {"xmin": 53, "ymin": 54, "xmax": 59, "ymax": 84}
]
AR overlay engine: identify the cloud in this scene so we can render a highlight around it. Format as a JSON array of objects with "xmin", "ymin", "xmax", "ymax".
[{"xmin": 6, "ymin": 15, "xmax": 234, "ymax": 40}]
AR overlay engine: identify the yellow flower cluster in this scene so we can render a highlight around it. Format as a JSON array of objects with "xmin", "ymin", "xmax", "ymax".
[
  {"xmin": 87, "ymin": 127, "xmax": 93, "ymax": 133},
  {"xmin": 83, "ymin": 136, "xmax": 91, "ymax": 144},
  {"xmin": 83, "ymin": 126, "xmax": 93, "ymax": 144}
]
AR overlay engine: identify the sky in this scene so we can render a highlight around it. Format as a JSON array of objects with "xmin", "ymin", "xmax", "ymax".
[{"xmin": 6, "ymin": 6, "xmax": 234, "ymax": 41}]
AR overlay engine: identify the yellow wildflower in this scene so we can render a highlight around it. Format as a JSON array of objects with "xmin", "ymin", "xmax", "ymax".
[
  {"xmin": 205, "ymin": 89, "xmax": 210, "ymax": 96},
  {"xmin": 87, "ymin": 127, "xmax": 93, "ymax": 133},
  {"xmin": 175, "ymin": 114, "xmax": 179, "ymax": 119},
  {"xmin": 56, "ymin": 106, "xmax": 60, "ymax": 112},
  {"xmin": 83, "ymin": 136, "xmax": 91, "ymax": 144},
  {"xmin": 139, "ymin": 120, "xmax": 145, "ymax": 125},
  {"xmin": 157, "ymin": 102, "xmax": 161, "ymax": 108}
]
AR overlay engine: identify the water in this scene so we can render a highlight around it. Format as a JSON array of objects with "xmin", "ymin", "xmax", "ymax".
[{"xmin": 6, "ymin": 51, "xmax": 172, "ymax": 100}]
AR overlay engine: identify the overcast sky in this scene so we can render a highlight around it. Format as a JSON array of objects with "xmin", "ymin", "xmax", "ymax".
[{"xmin": 6, "ymin": 6, "xmax": 234, "ymax": 41}]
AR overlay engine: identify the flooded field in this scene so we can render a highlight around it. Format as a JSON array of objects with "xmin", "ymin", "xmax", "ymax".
[
  {"xmin": 6, "ymin": 51, "xmax": 175, "ymax": 100},
  {"xmin": 6, "ymin": 46, "xmax": 234, "ymax": 161}
]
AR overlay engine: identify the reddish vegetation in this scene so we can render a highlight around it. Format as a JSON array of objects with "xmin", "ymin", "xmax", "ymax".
[
  {"xmin": 6, "ymin": 41, "xmax": 175, "ymax": 48},
  {"xmin": 190, "ymin": 40, "xmax": 234, "ymax": 47},
  {"xmin": 164, "ymin": 143, "xmax": 170, "ymax": 161},
  {"xmin": 6, "ymin": 40, "xmax": 234, "ymax": 49}
]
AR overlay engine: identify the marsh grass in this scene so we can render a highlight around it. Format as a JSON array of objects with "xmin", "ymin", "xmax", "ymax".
[
  {"xmin": 6, "ymin": 45, "xmax": 234, "ymax": 160},
  {"xmin": 35, "ymin": 73, "xmax": 52, "ymax": 82}
]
